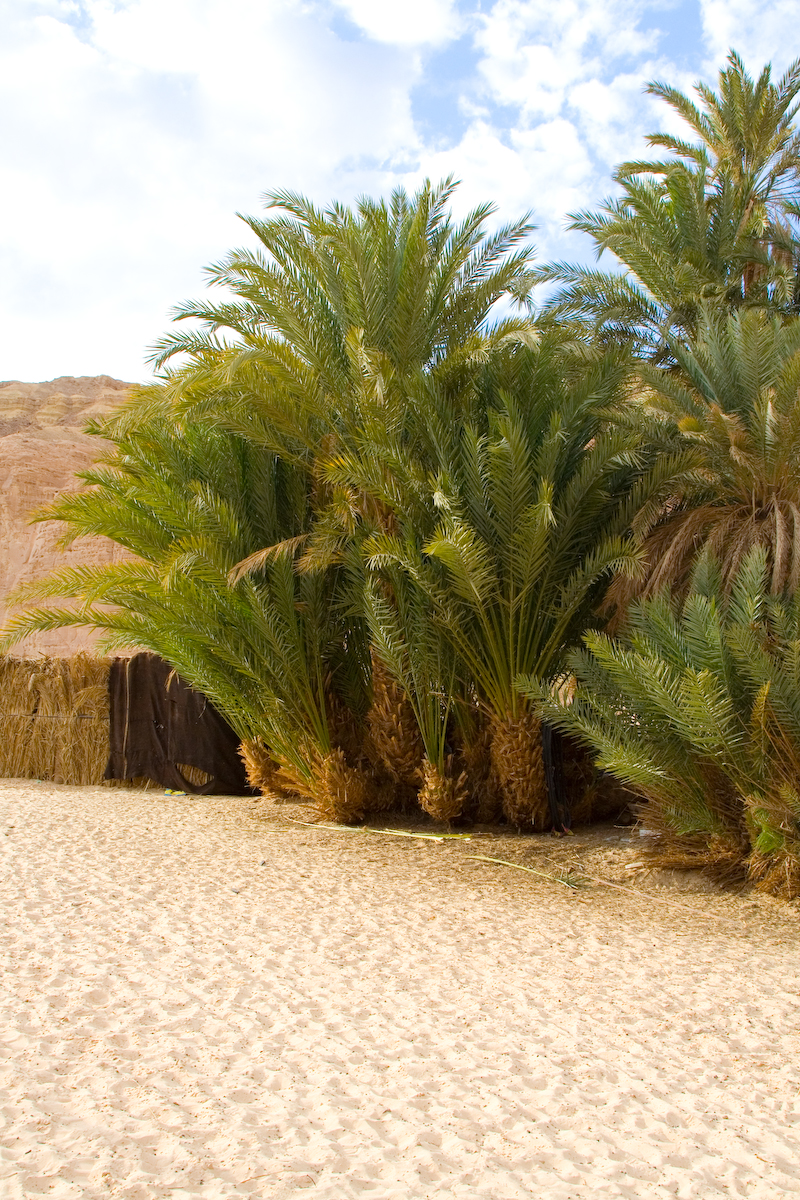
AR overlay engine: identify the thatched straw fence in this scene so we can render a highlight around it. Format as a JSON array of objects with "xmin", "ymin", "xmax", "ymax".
[
  {"xmin": 0, "ymin": 655, "xmax": 209, "ymax": 788},
  {"xmin": 0, "ymin": 654, "xmax": 111, "ymax": 784}
]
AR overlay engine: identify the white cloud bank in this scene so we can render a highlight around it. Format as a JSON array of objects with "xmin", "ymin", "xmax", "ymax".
[
  {"xmin": 0, "ymin": 0, "xmax": 793, "ymax": 381},
  {"xmin": 0, "ymin": 0, "xmax": 423, "ymax": 380}
]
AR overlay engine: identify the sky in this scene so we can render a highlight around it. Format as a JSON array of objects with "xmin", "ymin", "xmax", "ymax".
[{"xmin": 1, "ymin": 0, "xmax": 797, "ymax": 383}]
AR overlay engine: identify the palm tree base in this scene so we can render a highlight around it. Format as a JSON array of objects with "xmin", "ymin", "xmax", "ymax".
[
  {"xmin": 417, "ymin": 756, "xmax": 468, "ymax": 824},
  {"xmin": 312, "ymin": 748, "xmax": 371, "ymax": 824},
  {"xmin": 240, "ymin": 738, "xmax": 292, "ymax": 799},
  {"xmin": 459, "ymin": 719, "xmax": 503, "ymax": 823}
]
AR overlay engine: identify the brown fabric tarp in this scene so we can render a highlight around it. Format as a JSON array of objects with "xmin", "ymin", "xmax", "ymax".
[{"xmin": 105, "ymin": 653, "xmax": 252, "ymax": 794}]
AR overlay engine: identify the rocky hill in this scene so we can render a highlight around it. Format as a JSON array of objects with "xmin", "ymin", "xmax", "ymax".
[{"xmin": 0, "ymin": 377, "xmax": 134, "ymax": 657}]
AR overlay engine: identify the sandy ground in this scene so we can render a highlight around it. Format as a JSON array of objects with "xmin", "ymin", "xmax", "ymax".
[{"xmin": 0, "ymin": 780, "xmax": 799, "ymax": 1200}]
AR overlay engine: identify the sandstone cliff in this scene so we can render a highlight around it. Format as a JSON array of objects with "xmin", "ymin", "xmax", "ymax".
[{"xmin": 0, "ymin": 377, "xmax": 134, "ymax": 657}]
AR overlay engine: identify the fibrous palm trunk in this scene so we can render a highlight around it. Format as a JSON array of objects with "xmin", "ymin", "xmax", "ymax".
[
  {"xmin": 310, "ymin": 748, "xmax": 370, "ymax": 824},
  {"xmin": 362, "ymin": 775, "xmax": 398, "ymax": 815},
  {"xmin": 365, "ymin": 653, "xmax": 424, "ymax": 787},
  {"xmin": 490, "ymin": 712, "xmax": 549, "ymax": 830},
  {"xmin": 251, "ymin": 746, "xmax": 369, "ymax": 824},
  {"xmin": 417, "ymin": 755, "xmax": 469, "ymax": 824}
]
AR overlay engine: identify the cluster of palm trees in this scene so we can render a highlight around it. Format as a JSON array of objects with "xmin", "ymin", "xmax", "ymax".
[{"xmin": 5, "ymin": 52, "xmax": 800, "ymax": 891}]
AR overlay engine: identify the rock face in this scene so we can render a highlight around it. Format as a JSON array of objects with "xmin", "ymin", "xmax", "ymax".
[{"xmin": 0, "ymin": 377, "xmax": 134, "ymax": 657}]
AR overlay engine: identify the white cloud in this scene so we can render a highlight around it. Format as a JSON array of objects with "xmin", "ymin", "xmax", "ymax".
[
  {"xmin": 411, "ymin": 115, "xmax": 594, "ymax": 263},
  {"xmin": 475, "ymin": 0, "xmax": 659, "ymax": 119},
  {"xmin": 566, "ymin": 62, "xmax": 708, "ymax": 171},
  {"xmin": 334, "ymin": 0, "xmax": 461, "ymax": 45},
  {"xmin": 700, "ymin": 0, "xmax": 800, "ymax": 75},
  {"xmin": 449, "ymin": 0, "xmax": 688, "ymax": 259}
]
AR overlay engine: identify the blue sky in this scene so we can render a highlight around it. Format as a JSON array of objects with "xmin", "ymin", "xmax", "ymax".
[{"xmin": 1, "ymin": 0, "xmax": 796, "ymax": 382}]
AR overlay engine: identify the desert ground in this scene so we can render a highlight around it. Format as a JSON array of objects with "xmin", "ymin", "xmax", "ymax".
[{"xmin": 0, "ymin": 779, "xmax": 798, "ymax": 1199}]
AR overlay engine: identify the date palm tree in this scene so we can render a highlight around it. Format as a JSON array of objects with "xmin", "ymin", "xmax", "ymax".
[
  {"xmin": 0, "ymin": 396, "xmax": 380, "ymax": 819},
  {"xmin": 526, "ymin": 547, "xmax": 800, "ymax": 898},
  {"xmin": 170, "ymin": 178, "xmax": 541, "ymax": 813},
  {"xmin": 539, "ymin": 52, "xmax": 800, "ymax": 357},
  {"xmin": 364, "ymin": 339, "xmax": 643, "ymax": 829},
  {"xmin": 605, "ymin": 305, "xmax": 800, "ymax": 614},
  {"xmin": 2, "ymin": 180, "xmax": 540, "ymax": 821}
]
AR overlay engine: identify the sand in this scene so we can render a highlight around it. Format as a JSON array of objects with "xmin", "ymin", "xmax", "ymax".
[{"xmin": 0, "ymin": 780, "xmax": 798, "ymax": 1199}]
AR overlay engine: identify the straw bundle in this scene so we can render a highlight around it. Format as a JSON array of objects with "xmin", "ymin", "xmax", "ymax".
[
  {"xmin": 0, "ymin": 654, "xmax": 111, "ymax": 785},
  {"xmin": 176, "ymin": 764, "xmax": 213, "ymax": 789},
  {"xmin": 0, "ymin": 658, "xmax": 39, "ymax": 780}
]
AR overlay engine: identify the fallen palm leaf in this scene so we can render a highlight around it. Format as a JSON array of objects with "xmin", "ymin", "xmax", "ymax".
[
  {"xmin": 285, "ymin": 818, "xmax": 471, "ymax": 841},
  {"xmin": 368, "ymin": 828, "xmax": 472, "ymax": 841},
  {"xmin": 465, "ymin": 854, "xmax": 582, "ymax": 888}
]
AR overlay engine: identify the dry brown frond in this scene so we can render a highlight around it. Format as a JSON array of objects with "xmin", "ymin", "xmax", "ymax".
[
  {"xmin": 606, "ymin": 496, "xmax": 800, "ymax": 627},
  {"xmin": 240, "ymin": 738, "xmax": 294, "ymax": 800},
  {"xmin": 745, "ymin": 739, "xmax": 800, "ymax": 900},
  {"xmin": 638, "ymin": 835, "xmax": 748, "ymax": 882},
  {"xmin": 228, "ymin": 535, "xmax": 309, "ymax": 584},
  {"xmin": 629, "ymin": 761, "xmax": 749, "ymax": 882},
  {"xmin": 747, "ymin": 851, "xmax": 800, "ymax": 901}
]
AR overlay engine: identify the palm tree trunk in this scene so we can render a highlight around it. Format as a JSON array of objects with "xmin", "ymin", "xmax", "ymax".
[
  {"xmin": 365, "ymin": 653, "xmax": 424, "ymax": 786},
  {"xmin": 490, "ymin": 712, "xmax": 549, "ymax": 830},
  {"xmin": 244, "ymin": 738, "xmax": 371, "ymax": 823},
  {"xmin": 311, "ymin": 748, "xmax": 371, "ymax": 824},
  {"xmin": 459, "ymin": 715, "xmax": 504, "ymax": 823}
]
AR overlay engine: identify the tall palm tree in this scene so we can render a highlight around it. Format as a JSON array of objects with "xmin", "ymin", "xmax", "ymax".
[
  {"xmin": 153, "ymin": 177, "xmax": 536, "ymax": 435},
  {"xmin": 539, "ymin": 52, "xmax": 800, "ymax": 356},
  {"xmin": 642, "ymin": 50, "xmax": 800, "ymax": 219},
  {"xmin": 181, "ymin": 179, "xmax": 541, "ymax": 809},
  {"xmin": 606, "ymin": 306, "xmax": 800, "ymax": 614}
]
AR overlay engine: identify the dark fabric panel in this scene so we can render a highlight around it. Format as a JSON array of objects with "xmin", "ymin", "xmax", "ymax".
[
  {"xmin": 543, "ymin": 723, "xmax": 571, "ymax": 832},
  {"xmin": 105, "ymin": 653, "xmax": 252, "ymax": 795}
]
